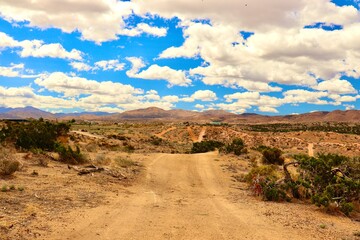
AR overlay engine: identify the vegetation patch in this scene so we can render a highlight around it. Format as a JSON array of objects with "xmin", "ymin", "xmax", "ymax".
[
  {"xmin": 191, "ymin": 140, "xmax": 224, "ymax": 153},
  {"xmin": 245, "ymin": 153, "xmax": 360, "ymax": 215},
  {"xmin": 254, "ymin": 145, "xmax": 284, "ymax": 165},
  {"xmin": 222, "ymin": 138, "xmax": 247, "ymax": 156}
]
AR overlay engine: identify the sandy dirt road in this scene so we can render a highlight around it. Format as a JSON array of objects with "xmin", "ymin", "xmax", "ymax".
[
  {"xmin": 48, "ymin": 152, "xmax": 359, "ymax": 240},
  {"xmin": 71, "ymin": 130, "xmax": 105, "ymax": 139},
  {"xmin": 155, "ymin": 127, "xmax": 177, "ymax": 139},
  {"xmin": 308, "ymin": 143, "xmax": 314, "ymax": 157},
  {"xmin": 197, "ymin": 126, "xmax": 207, "ymax": 142}
]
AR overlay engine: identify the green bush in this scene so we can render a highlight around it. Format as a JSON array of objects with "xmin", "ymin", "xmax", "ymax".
[
  {"xmin": 55, "ymin": 144, "xmax": 86, "ymax": 165},
  {"xmin": 0, "ymin": 119, "xmax": 70, "ymax": 151},
  {"xmin": 191, "ymin": 140, "xmax": 224, "ymax": 153},
  {"xmin": 260, "ymin": 181, "xmax": 289, "ymax": 202},
  {"xmin": 223, "ymin": 138, "xmax": 246, "ymax": 156},
  {"xmin": 258, "ymin": 147, "xmax": 284, "ymax": 165},
  {"xmin": 149, "ymin": 136, "xmax": 162, "ymax": 146},
  {"xmin": 294, "ymin": 154, "xmax": 359, "ymax": 215}
]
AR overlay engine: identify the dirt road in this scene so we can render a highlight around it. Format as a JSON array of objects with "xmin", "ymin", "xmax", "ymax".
[
  {"xmin": 71, "ymin": 130, "xmax": 105, "ymax": 139},
  {"xmin": 48, "ymin": 153, "xmax": 359, "ymax": 240},
  {"xmin": 197, "ymin": 126, "xmax": 207, "ymax": 142},
  {"xmin": 155, "ymin": 127, "xmax": 177, "ymax": 139},
  {"xmin": 308, "ymin": 143, "xmax": 314, "ymax": 157}
]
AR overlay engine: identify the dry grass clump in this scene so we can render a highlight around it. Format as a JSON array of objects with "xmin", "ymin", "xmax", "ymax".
[
  {"xmin": 114, "ymin": 157, "xmax": 137, "ymax": 168},
  {"xmin": 0, "ymin": 148, "xmax": 20, "ymax": 176}
]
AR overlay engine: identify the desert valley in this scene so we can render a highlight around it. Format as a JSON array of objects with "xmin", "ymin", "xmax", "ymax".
[
  {"xmin": 1, "ymin": 1, "xmax": 360, "ymax": 239},
  {"xmin": 0, "ymin": 107, "xmax": 359, "ymax": 240}
]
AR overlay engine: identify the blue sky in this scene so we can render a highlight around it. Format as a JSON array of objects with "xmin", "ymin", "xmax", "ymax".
[{"xmin": 0, "ymin": 0, "xmax": 359, "ymax": 115}]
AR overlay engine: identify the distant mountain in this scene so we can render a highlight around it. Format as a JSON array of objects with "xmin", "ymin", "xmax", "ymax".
[
  {"xmin": 0, "ymin": 106, "xmax": 55, "ymax": 119},
  {"xmin": 0, "ymin": 106, "xmax": 359, "ymax": 123},
  {"xmin": 0, "ymin": 107, "xmax": 12, "ymax": 114},
  {"xmin": 0, "ymin": 107, "xmax": 111, "ymax": 120},
  {"xmin": 115, "ymin": 107, "xmax": 171, "ymax": 119},
  {"xmin": 55, "ymin": 111, "xmax": 112, "ymax": 117}
]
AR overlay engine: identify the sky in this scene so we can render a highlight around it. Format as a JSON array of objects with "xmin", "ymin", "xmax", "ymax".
[{"xmin": 0, "ymin": 0, "xmax": 360, "ymax": 115}]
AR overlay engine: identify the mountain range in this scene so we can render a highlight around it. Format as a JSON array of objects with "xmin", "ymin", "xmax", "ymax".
[{"xmin": 0, "ymin": 106, "xmax": 360, "ymax": 123}]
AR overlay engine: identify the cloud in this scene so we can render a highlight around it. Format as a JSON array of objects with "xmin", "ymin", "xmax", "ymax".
[
  {"xmin": 162, "ymin": 95, "xmax": 179, "ymax": 103},
  {"xmin": 125, "ymin": 57, "xmax": 146, "ymax": 77},
  {"xmin": 283, "ymin": 89, "xmax": 329, "ymax": 105},
  {"xmin": 0, "ymin": 0, "xmax": 167, "ymax": 43},
  {"xmin": 314, "ymin": 78, "xmax": 357, "ymax": 94},
  {"xmin": 69, "ymin": 62, "xmax": 92, "ymax": 72},
  {"xmin": 0, "ymin": 63, "xmax": 24, "ymax": 77},
  {"xmin": 0, "ymin": 86, "xmax": 75, "ymax": 109},
  {"xmin": 134, "ymin": 23, "xmax": 167, "ymax": 37},
  {"xmin": 135, "ymin": 0, "xmax": 360, "ymax": 30},
  {"xmin": 195, "ymin": 104, "xmax": 205, "ymax": 109},
  {"xmin": 94, "ymin": 60, "xmax": 125, "ymax": 71},
  {"xmin": 153, "ymin": 2, "xmax": 360, "ymax": 93},
  {"xmin": 190, "ymin": 90, "xmax": 217, "ymax": 102},
  {"xmin": 70, "ymin": 59, "xmax": 125, "ymax": 72},
  {"xmin": 0, "ymin": 63, "xmax": 40, "ymax": 78},
  {"xmin": 258, "ymin": 106, "xmax": 279, "ymax": 113},
  {"xmin": 0, "ymin": 32, "xmax": 82, "ymax": 60},
  {"xmin": 0, "ymin": 76, "xmax": 181, "ymax": 112},
  {"xmin": 126, "ymin": 57, "xmax": 191, "ymax": 87},
  {"xmin": 34, "ymin": 72, "xmax": 143, "ymax": 97}
]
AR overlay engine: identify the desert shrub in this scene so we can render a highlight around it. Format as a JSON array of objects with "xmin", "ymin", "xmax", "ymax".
[
  {"xmin": 191, "ymin": 140, "xmax": 224, "ymax": 153},
  {"xmin": 37, "ymin": 156, "xmax": 49, "ymax": 167},
  {"xmin": 244, "ymin": 165, "xmax": 278, "ymax": 183},
  {"xmin": 149, "ymin": 136, "xmax": 163, "ymax": 146},
  {"xmin": 245, "ymin": 165, "xmax": 288, "ymax": 201},
  {"xmin": 0, "ymin": 149, "xmax": 20, "ymax": 176},
  {"xmin": 222, "ymin": 138, "xmax": 246, "ymax": 156},
  {"xmin": 294, "ymin": 154, "xmax": 360, "ymax": 215},
  {"xmin": 115, "ymin": 157, "xmax": 137, "ymax": 168},
  {"xmin": 55, "ymin": 144, "xmax": 87, "ymax": 165},
  {"xmin": 0, "ymin": 159, "xmax": 20, "ymax": 176},
  {"xmin": 94, "ymin": 154, "xmax": 111, "ymax": 165},
  {"xmin": 243, "ymin": 165, "xmax": 285, "ymax": 201},
  {"xmin": 0, "ymin": 119, "xmax": 70, "ymax": 151},
  {"xmin": 124, "ymin": 144, "xmax": 135, "ymax": 153},
  {"xmin": 85, "ymin": 143, "xmax": 98, "ymax": 152},
  {"xmin": 258, "ymin": 146, "xmax": 284, "ymax": 165},
  {"xmin": 260, "ymin": 181, "xmax": 289, "ymax": 202}
]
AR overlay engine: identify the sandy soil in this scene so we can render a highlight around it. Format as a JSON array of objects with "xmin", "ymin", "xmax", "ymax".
[{"xmin": 44, "ymin": 152, "xmax": 359, "ymax": 240}]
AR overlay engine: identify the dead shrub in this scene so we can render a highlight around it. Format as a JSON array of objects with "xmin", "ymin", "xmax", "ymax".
[
  {"xmin": 94, "ymin": 154, "xmax": 111, "ymax": 165},
  {"xmin": 0, "ymin": 149, "xmax": 20, "ymax": 176},
  {"xmin": 37, "ymin": 156, "xmax": 49, "ymax": 167},
  {"xmin": 85, "ymin": 143, "xmax": 98, "ymax": 152}
]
